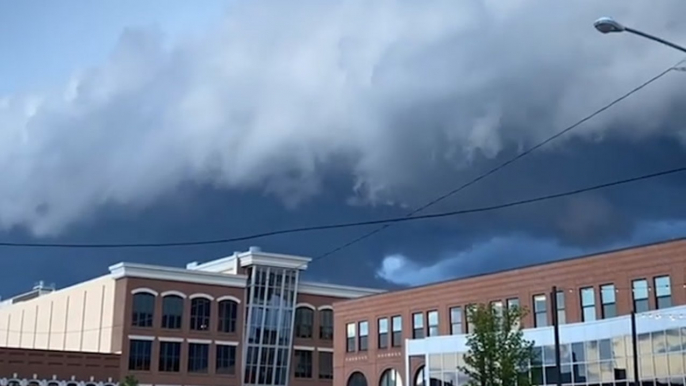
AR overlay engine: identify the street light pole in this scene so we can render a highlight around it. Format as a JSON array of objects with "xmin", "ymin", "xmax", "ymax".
[{"xmin": 594, "ymin": 17, "xmax": 686, "ymax": 54}]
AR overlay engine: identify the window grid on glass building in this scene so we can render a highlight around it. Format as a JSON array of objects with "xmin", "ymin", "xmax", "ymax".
[{"xmin": 425, "ymin": 327, "xmax": 686, "ymax": 386}]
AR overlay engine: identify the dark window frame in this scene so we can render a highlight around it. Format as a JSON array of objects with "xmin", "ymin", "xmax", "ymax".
[
  {"xmin": 654, "ymin": 275, "xmax": 672, "ymax": 309},
  {"xmin": 533, "ymin": 294, "xmax": 547, "ymax": 327},
  {"xmin": 580, "ymin": 287, "xmax": 597, "ymax": 322},
  {"xmin": 600, "ymin": 283, "xmax": 616, "ymax": 319},
  {"xmin": 358, "ymin": 321, "xmax": 369, "ymax": 351},
  {"xmin": 187, "ymin": 343, "xmax": 210, "ymax": 373},
  {"xmin": 378, "ymin": 317, "xmax": 389, "ymax": 349},
  {"xmin": 449, "ymin": 306, "xmax": 462, "ymax": 335},
  {"xmin": 632, "ymin": 278, "xmax": 650, "ymax": 313},
  {"xmin": 412, "ymin": 312, "xmax": 424, "ymax": 339},
  {"xmin": 427, "ymin": 310, "xmax": 439, "ymax": 337},
  {"xmin": 318, "ymin": 351, "xmax": 333, "ymax": 379},
  {"xmin": 391, "ymin": 315, "xmax": 402, "ymax": 347},
  {"xmin": 158, "ymin": 341, "xmax": 181, "ymax": 372},
  {"xmin": 161, "ymin": 295, "xmax": 183, "ymax": 330},
  {"xmin": 190, "ymin": 297, "xmax": 211, "ymax": 331},
  {"xmin": 295, "ymin": 307, "xmax": 314, "ymax": 339},
  {"xmin": 218, "ymin": 299, "xmax": 238, "ymax": 333},
  {"xmin": 294, "ymin": 350, "xmax": 313, "ymax": 378},
  {"xmin": 131, "ymin": 293, "xmax": 155, "ymax": 328},
  {"xmin": 319, "ymin": 309, "xmax": 333, "ymax": 340},
  {"xmin": 128, "ymin": 339, "xmax": 152, "ymax": 371},
  {"xmin": 346, "ymin": 322, "xmax": 356, "ymax": 352},
  {"xmin": 216, "ymin": 344, "xmax": 237, "ymax": 375}
]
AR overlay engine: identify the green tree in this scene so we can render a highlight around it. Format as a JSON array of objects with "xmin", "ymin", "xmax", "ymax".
[
  {"xmin": 459, "ymin": 303, "xmax": 536, "ymax": 386},
  {"xmin": 120, "ymin": 375, "xmax": 139, "ymax": 386}
]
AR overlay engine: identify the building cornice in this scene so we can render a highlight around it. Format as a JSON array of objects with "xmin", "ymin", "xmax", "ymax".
[
  {"xmin": 108, "ymin": 262, "xmax": 385, "ymax": 299},
  {"xmin": 109, "ymin": 262, "xmax": 248, "ymax": 288},
  {"xmin": 298, "ymin": 281, "xmax": 386, "ymax": 298},
  {"xmin": 237, "ymin": 251, "xmax": 312, "ymax": 270}
]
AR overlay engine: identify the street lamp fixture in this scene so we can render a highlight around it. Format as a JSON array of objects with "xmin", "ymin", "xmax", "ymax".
[{"xmin": 593, "ymin": 16, "xmax": 686, "ymax": 54}]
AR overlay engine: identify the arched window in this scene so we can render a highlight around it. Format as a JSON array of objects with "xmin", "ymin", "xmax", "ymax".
[
  {"xmin": 294, "ymin": 307, "xmax": 314, "ymax": 338},
  {"xmin": 380, "ymin": 369, "xmax": 403, "ymax": 386},
  {"xmin": 320, "ymin": 309, "xmax": 333, "ymax": 340},
  {"xmin": 348, "ymin": 372, "xmax": 368, "ymax": 386},
  {"xmin": 162, "ymin": 295, "xmax": 184, "ymax": 329},
  {"xmin": 48, "ymin": 382, "xmax": 60, "ymax": 386},
  {"xmin": 132, "ymin": 292, "xmax": 155, "ymax": 327},
  {"xmin": 190, "ymin": 297, "xmax": 211, "ymax": 330},
  {"xmin": 218, "ymin": 299, "xmax": 238, "ymax": 333},
  {"xmin": 7, "ymin": 381, "xmax": 20, "ymax": 386},
  {"xmin": 28, "ymin": 382, "xmax": 40, "ymax": 386},
  {"xmin": 415, "ymin": 366, "xmax": 425, "ymax": 386}
]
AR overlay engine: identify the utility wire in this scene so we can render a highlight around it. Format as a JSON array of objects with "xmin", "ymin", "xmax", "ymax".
[
  {"xmin": 312, "ymin": 59, "xmax": 686, "ymax": 261},
  {"xmin": 0, "ymin": 165, "xmax": 684, "ymax": 249}
]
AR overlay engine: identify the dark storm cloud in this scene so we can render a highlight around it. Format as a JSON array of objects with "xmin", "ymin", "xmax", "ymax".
[{"xmin": 2, "ymin": 0, "xmax": 686, "ymax": 292}]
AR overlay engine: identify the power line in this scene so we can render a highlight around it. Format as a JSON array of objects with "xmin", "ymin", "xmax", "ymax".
[
  {"xmin": 312, "ymin": 59, "xmax": 686, "ymax": 262},
  {"xmin": 0, "ymin": 165, "xmax": 684, "ymax": 249}
]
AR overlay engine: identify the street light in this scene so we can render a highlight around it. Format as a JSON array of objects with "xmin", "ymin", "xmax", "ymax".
[{"xmin": 594, "ymin": 16, "xmax": 686, "ymax": 54}]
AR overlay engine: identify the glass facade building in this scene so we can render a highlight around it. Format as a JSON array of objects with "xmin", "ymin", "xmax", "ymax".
[
  {"xmin": 243, "ymin": 265, "xmax": 300, "ymax": 386},
  {"xmin": 406, "ymin": 305, "xmax": 686, "ymax": 386}
]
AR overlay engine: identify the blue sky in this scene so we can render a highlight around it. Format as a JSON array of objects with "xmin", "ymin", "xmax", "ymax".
[{"xmin": 1, "ymin": 0, "xmax": 686, "ymax": 298}]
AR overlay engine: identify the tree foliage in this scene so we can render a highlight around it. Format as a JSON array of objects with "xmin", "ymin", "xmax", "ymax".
[
  {"xmin": 121, "ymin": 375, "xmax": 139, "ymax": 386},
  {"xmin": 459, "ymin": 303, "xmax": 536, "ymax": 386}
]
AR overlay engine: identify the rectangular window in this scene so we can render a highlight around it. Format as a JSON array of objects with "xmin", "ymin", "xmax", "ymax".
[
  {"xmin": 506, "ymin": 298, "xmax": 520, "ymax": 328},
  {"xmin": 391, "ymin": 315, "xmax": 402, "ymax": 347},
  {"xmin": 378, "ymin": 318, "xmax": 389, "ymax": 349},
  {"xmin": 580, "ymin": 287, "xmax": 596, "ymax": 322},
  {"xmin": 555, "ymin": 291, "xmax": 566, "ymax": 325},
  {"xmin": 533, "ymin": 294, "xmax": 548, "ymax": 327},
  {"xmin": 491, "ymin": 301, "xmax": 503, "ymax": 319},
  {"xmin": 358, "ymin": 321, "xmax": 369, "ymax": 351},
  {"xmin": 294, "ymin": 350, "xmax": 313, "ymax": 378},
  {"xmin": 158, "ymin": 341, "xmax": 181, "ymax": 372},
  {"xmin": 466, "ymin": 304, "xmax": 476, "ymax": 333},
  {"xmin": 632, "ymin": 279, "xmax": 649, "ymax": 313},
  {"xmin": 318, "ymin": 351, "xmax": 333, "ymax": 379},
  {"xmin": 412, "ymin": 312, "xmax": 425, "ymax": 339},
  {"xmin": 449, "ymin": 307, "xmax": 462, "ymax": 335},
  {"xmin": 654, "ymin": 276, "xmax": 672, "ymax": 309},
  {"xmin": 600, "ymin": 284, "xmax": 616, "ymax": 319},
  {"xmin": 319, "ymin": 310, "xmax": 333, "ymax": 340},
  {"xmin": 216, "ymin": 345, "xmax": 236, "ymax": 375},
  {"xmin": 128, "ymin": 339, "xmax": 152, "ymax": 371},
  {"xmin": 346, "ymin": 323, "xmax": 356, "ymax": 352},
  {"xmin": 187, "ymin": 343, "xmax": 209, "ymax": 373},
  {"xmin": 427, "ymin": 310, "xmax": 439, "ymax": 337}
]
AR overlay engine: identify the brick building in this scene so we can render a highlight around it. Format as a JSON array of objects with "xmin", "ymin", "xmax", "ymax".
[
  {"xmin": 333, "ymin": 238, "xmax": 686, "ymax": 386},
  {"xmin": 0, "ymin": 247, "xmax": 384, "ymax": 386}
]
